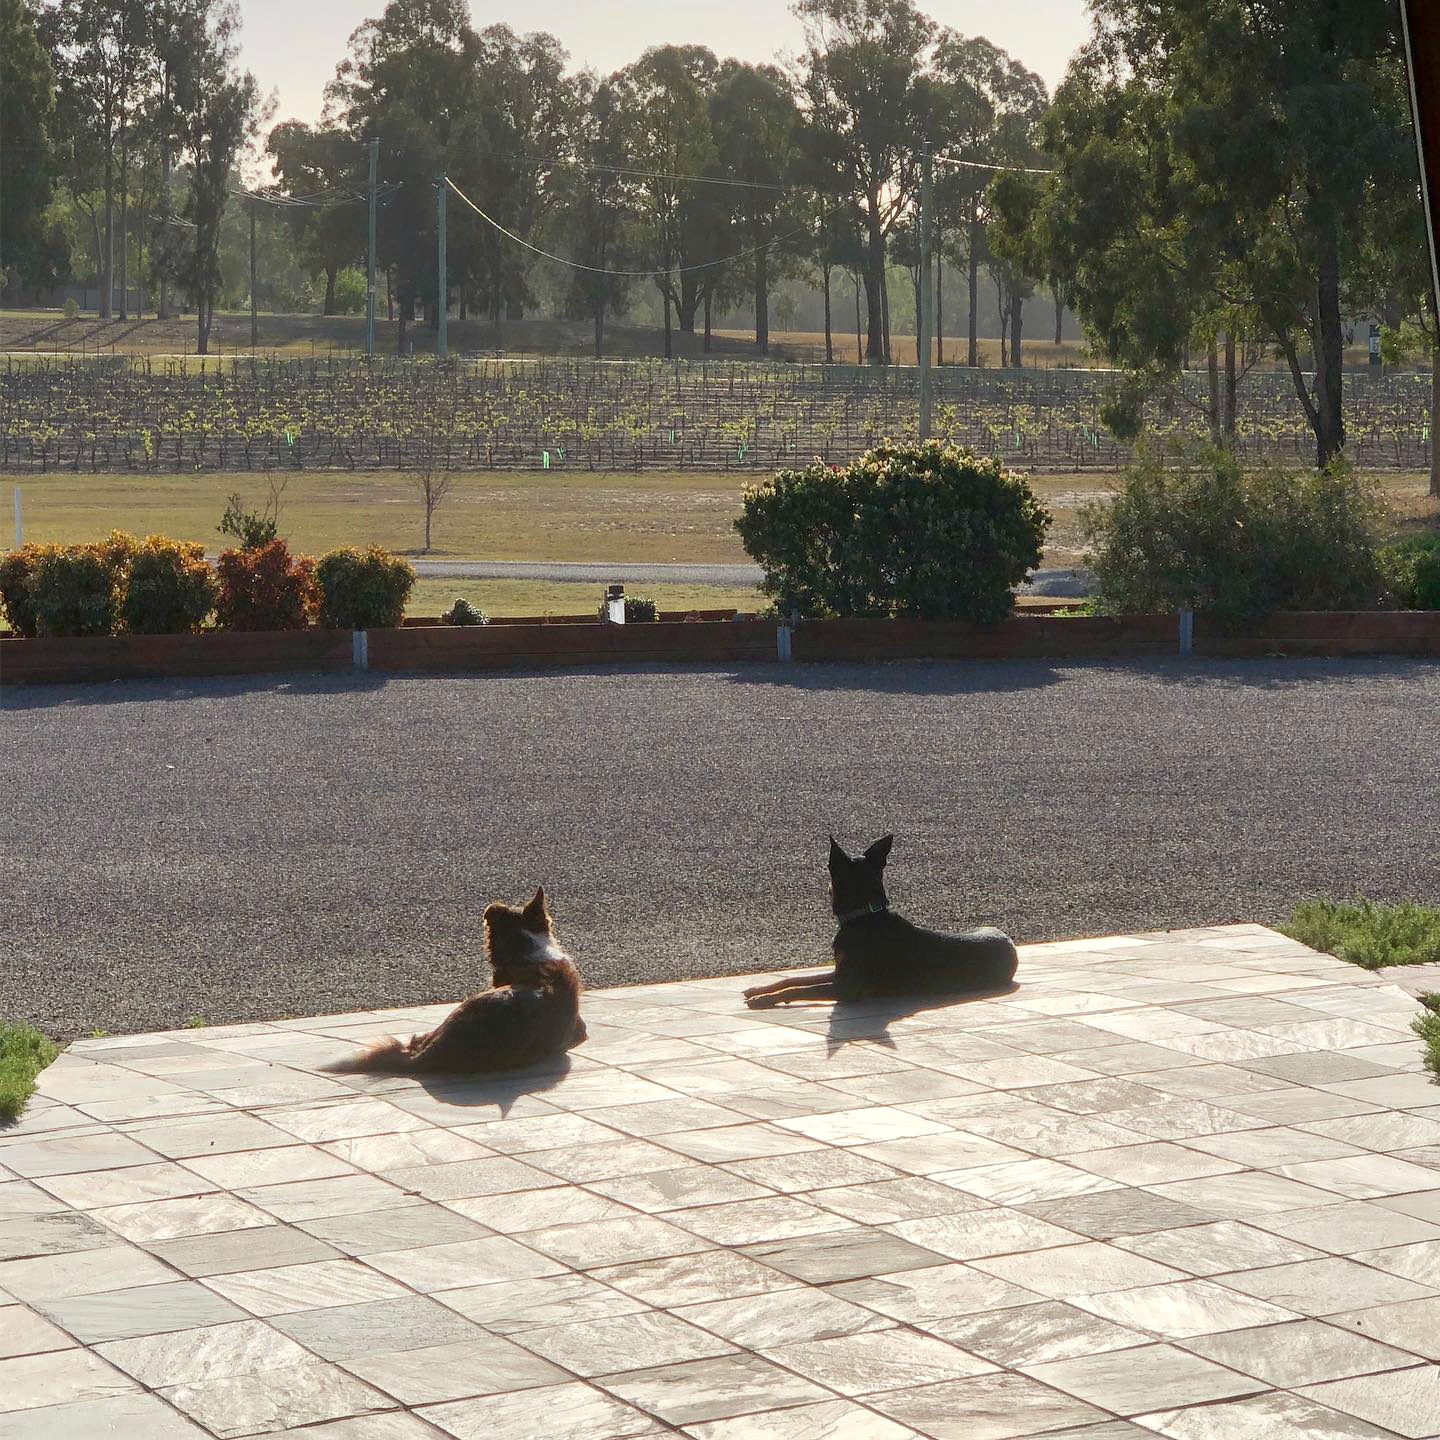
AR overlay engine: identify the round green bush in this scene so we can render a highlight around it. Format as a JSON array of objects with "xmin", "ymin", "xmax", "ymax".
[
  {"xmin": 1378, "ymin": 532, "xmax": 1440, "ymax": 610},
  {"xmin": 122, "ymin": 537, "xmax": 218, "ymax": 634},
  {"xmin": 27, "ymin": 533, "xmax": 136, "ymax": 638},
  {"xmin": 1083, "ymin": 450, "xmax": 1390, "ymax": 628},
  {"xmin": 735, "ymin": 441, "xmax": 1050, "ymax": 623},
  {"xmin": 315, "ymin": 546, "xmax": 416, "ymax": 630},
  {"xmin": 0, "ymin": 546, "xmax": 45, "ymax": 637},
  {"xmin": 440, "ymin": 597, "xmax": 489, "ymax": 626}
]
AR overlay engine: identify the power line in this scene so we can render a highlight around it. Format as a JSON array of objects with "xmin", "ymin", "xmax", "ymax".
[
  {"xmin": 934, "ymin": 155, "xmax": 1056, "ymax": 177},
  {"xmin": 510, "ymin": 151, "xmax": 795, "ymax": 193},
  {"xmin": 442, "ymin": 175, "xmax": 829, "ymax": 278}
]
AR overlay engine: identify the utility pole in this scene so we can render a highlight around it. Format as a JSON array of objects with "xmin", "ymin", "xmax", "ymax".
[
  {"xmin": 249, "ymin": 196, "xmax": 258, "ymax": 349},
  {"xmin": 918, "ymin": 142, "xmax": 935, "ymax": 441},
  {"xmin": 436, "ymin": 178, "xmax": 448, "ymax": 360},
  {"xmin": 366, "ymin": 139, "xmax": 379, "ymax": 360}
]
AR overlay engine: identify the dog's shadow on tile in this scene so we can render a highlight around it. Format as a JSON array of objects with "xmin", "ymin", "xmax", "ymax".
[
  {"xmin": 407, "ymin": 1055, "xmax": 578, "ymax": 1116},
  {"xmin": 818, "ymin": 983, "xmax": 1021, "ymax": 1056}
]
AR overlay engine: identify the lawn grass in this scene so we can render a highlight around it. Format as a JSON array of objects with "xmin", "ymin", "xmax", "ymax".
[
  {"xmin": 0, "ymin": 1022, "xmax": 59, "ymax": 1123},
  {"xmin": 1282, "ymin": 898, "xmax": 1440, "ymax": 970},
  {"xmin": 407, "ymin": 577, "xmax": 765, "ymax": 619}
]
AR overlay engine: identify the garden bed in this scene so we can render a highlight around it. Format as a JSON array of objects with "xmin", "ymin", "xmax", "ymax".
[{"xmin": 4, "ymin": 610, "xmax": 1440, "ymax": 686}]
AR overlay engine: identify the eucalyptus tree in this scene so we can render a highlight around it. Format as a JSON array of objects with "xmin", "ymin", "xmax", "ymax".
[{"xmin": 0, "ymin": 0, "xmax": 65, "ymax": 291}]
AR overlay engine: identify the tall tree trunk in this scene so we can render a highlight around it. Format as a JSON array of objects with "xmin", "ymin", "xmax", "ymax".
[
  {"xmin": 101, "ymin": 155, "xmax": 115, "ymax": 320},
  {"xmin": 936, "ymin": 244, "xmax": 944, "ymax": 367},
  {"xmin": 118, "ymin": 124, "xmax": 129, "ymax": 320},
  {"xmin": 397, "ymin": 298, "xmax": 408, "ymax": 355},
  {"xmin": 967, "ymin": 214, "xmax": 980, "ymax": 367},
  {"xmin": 1223, "ymin": 331, "xmax": 1238, "ymax": 440},
  {"xmin": 755, "ymin": 249, "xmax": 769, "ymax": 355},
  {"xmin": 386, "ymin": 270, "xmax": 393, "ymax": 322},
  {"xmin": 323, "ymin": 265, "xmax": 338, "ymax": 316},
  {"xmin": 913, "ymin": 270, "xmax": 923, "ymax": 365},
  {"xmin": 703, "ymin": 290, "xmax": 713, "ymax": 353},
  {"xmin": 1054, "ymin": 288, "xmax": 1063, "ymax": 347},
  {"xmin": 822, "ymin": 265, "xmax": 833, "ymax": 364},
  {"xmin": 881, "ymin": 264, "xmax": 891, "ymax": 365},
  {"xmin": 1313, "ymin": 219, "xmax": 1346, "ymax": 467},
  {"xmin": 997, "ymin": 278, "xmax": 1008, "ymax": 368},
  {"xmin": 594, "ymin": 300, "xmax": 605, "ymax": 358},
  {"xmin": 661, "ymin": 275, "xmax": 672, "ymax": 360},
  {"xmin": 158, "ymin": 146, "xmax": 171, "ymax": 319},
  {"xmin": 1012, "ymin": 295, "xmax": 1024, "ymax": 369},
  {"xmin": 459, "ymin": 288, "xmax": 467, "ymax": 321},
  {"xmin": 135, "ymin": 197, "xmax": 146, "ymax": 318},
  {"xmin": 863, "ymin": 205, "xmax": 885, "ymax": 362},
  {"xmin": 854, "ymin": 277, "xmax": 862, "ymax": 364},
  {"xmin": 1432, "ymin": 343, "xmax": 1440, "ymax": 497},
  {"xmin": 678, "ymin": 272, "xmax": 700, "ymax": 333},
  {"xmin": 1207, "ymin": 340, "xmax": 1221, "ymax": 442}
]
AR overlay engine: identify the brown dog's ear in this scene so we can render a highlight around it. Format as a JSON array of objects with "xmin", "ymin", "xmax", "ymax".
[
  {"xmin": 864, "ymin": 834, "xmax": 894, "ymax": 868},
  {"xmin": 482, "ymin": 902, "xmax": 506, "ymax": 924},
  {"xmin": 521, "ymin": 886, "xmax": 549, "ymax": 928},
  {"xmin": 828, "ymin": 836, "xmax": 848, "ymax": 868}
]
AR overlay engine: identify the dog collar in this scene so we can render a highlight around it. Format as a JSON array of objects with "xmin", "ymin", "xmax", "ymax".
[{"xmin": 835, "ymin": 901, "xmax": 889, "ymax": 925}]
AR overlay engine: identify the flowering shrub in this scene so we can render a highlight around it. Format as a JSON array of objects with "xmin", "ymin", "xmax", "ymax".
[{"xmin": 215, "ymin": 540, "xmax": 317, "ymax": 631}]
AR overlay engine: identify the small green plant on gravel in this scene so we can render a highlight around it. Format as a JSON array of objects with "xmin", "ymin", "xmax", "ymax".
[
  {"xmin": 1413, "ymin": 994, "xmax": 1440, "ymax": 1077},
  {"xmin": 736, "ymin": 440, "xmax": 1049, "ymax": 622},
  {"xmin": 1083, "ymin": 450, "xmax": 1390, "ymax": 629},
  {"xmin": 28, "ymin": 532, "xmax": 137, "ymax": 638},
  {"xmin": 88, "ymin": 1028, "xmax": 109, "ymax": 1039},
  {"xmin": 122, "ymin": 536, "xmax": 218, "ymax": 634},
  {"xmin": 596, "ymin": 594, "xmax": 659, "ymax": 623},
  {"xmin": 215, "ymin": 540, "xmax": 317, "ymax": 631},
  {"xmin": 1378, "ymin": 531, "xmax": 1440, "ymax": 610},
  {"xmin": 1282, "ymin": 899, "xmax": 1440, "ymax": 970},
  {"xmin": 440, "ymin": 597, "xmax": 489, "ymax": 626},
  {"xmin": 0, "ymin": 1022, "xmax": 60, "ymax": 1123},
  {"xmin": 315, "ymin": 546, "xmax": 416, "ymax": 630},
  {"xmin": 185, "ymin": 1015, "xmax": 206, "ymax": 1029}
]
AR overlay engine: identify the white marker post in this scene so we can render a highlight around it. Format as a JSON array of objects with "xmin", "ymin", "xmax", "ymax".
[{"xmin": 12, "ymin": 488, "xmax": 21, "ymax": 548}]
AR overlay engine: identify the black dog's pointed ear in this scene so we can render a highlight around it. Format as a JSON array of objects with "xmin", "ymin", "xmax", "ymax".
[
  {"xmin": 864, "ymin": 834, "xmax": 894, "ymax": 868},
  {"xmin": 828, "ymin": 835, "xmax": 847, "ymax": 868},
  {"xmin": 521, "ymin": 886, "xmax": 548, "ymax": 927}
]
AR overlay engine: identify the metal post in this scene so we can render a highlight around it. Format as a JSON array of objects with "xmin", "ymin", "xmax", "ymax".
[
  {"xmin": 436, "ymin": 179, "xmax": 448, "ymax": 361},
  {"xmin": 918, "ymin": 142, "xmax": 934, "ymax": 441},
  {"xmin": 249, "ymin": 197, "xmax": 258, "ymax": 349},
  {"xmin": 366, "ymin": 139, "xmax": 379, "ymax": 360}
]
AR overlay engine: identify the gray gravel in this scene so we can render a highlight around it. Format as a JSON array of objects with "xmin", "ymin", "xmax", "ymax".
[{"xmin": 3, "ymin": 657, "xmax": 1437, "ymax": 1039}]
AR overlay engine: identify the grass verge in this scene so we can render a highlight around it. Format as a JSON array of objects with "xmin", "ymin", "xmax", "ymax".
[
  {"xmin": 1282, "ymin": 898, "xmax": 1440, "ymax": 970},
  {"xmin": 0, "ymin": 1022, "xmax": 59, "ymax": 1123},
  {"xmin": 407, "ymin": 576, "xmax": 764, "ymax": 619},
  {"xmin": 1414, "ymin": 994, "xmax": 1440, "ymax": 1076}
]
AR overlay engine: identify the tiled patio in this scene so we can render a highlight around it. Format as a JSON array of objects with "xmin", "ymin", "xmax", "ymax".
[{"xmin": 2, "ymin": 925, "xmax": 1438, "ymax": 1440}]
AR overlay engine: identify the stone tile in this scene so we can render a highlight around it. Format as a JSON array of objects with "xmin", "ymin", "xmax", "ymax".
[
  {"xmin": 887, "ymin": 1208, "xmax": 1084, "ymax": 1260},
  {"xmin": 1253, "ymin": 1202, "xmax": 1440, "ymax": 1254},
  {"xmin": 514, "ymin": 1311, "xmax": 734, "ymax": 1376},
  {"xmin": 0, "ymin": 1305, "xmax": 72, "ymax": 1360},
  {"xmin": 0, "ymin": 1244, "xmax": 176, "ymax": 1301},
  {"xmin": 270, "ymin": 1294, "xmax": 481, "ymax": 1361},
  {"xmin": 1099, "ymin": 1098, "xmax": 1264, "ymax": 1141},
  {"xmin": 1137, "ymin": 1389, "xmax": 1414, "ymax": 1439},
  {"xmin": 239, "ymin": 1174, "xmax": 421, "ymax": 1223},
  {"xmin": 671, "ymin": 1196, "xmax": 853, "ymax": 1244},
  {"xmin": 364, "ymin": 1235, "xmax": 565, "ymax": 1292},
  {"xmin": 439, "ymin": 1273, "xmax": 649, "ymax": 1334},
  {"xmin": 771, "ymin": 1107, "xmax": 953, "ymax": 1147},
  {"xmin": 0, "ymin": 1347, "xmax": 137, "ymax": 1412},
  {"xmin": 593, "ymin": 1250, "xmax": 796, "ymax": 1308},
  {"xmin": 0, "ymin": 1182, "xmax": 68, "ymax": 1219},
  {"xmin": 90, "ymin": 1193, "xmax": 272, "ymax": 1243},
  {"xmin": 936, "ymin": 1158, "xmax": 1122, "ymax": 1205},
  {"xmin": 682, "ymin": 1398, "xmax": 920, "ymax": 1439},
  {"xmin": 149, "ymin": 1226, "xmax": 341, "ymax": 1278},
  {"xmin": 724, "ymin": 1148, "xmax": 901, "ymax": 1193},
  {"xmin": 1023, "ymin": 1342, "xmax": 1262, "ymax": 1413},
  {"xmin": 379, "ymin": 1155, "xmax": 558, "ymax": 1200},
  {"xmin": 852, "ymin": 1132, "xmax": 1030, "ymax": 1175},
  {"xmin": 970, "ymin": 1241, "xmax": 1187, "ymax": 1298},
  {"xmin": 1075, "ymin": 1277, "xmax": 1299, "ymax": 1336},
  {"xmin": 1022, "ymin": 1188, "xmax": 1216, "ymax": 1239},
  {"xmin": 35, "ymin": 1161, "xmax": 216, "ymax": 1210},
  {"xmin": 203, "ymin": 1258, "xmax": 413, "ymax": 1316},
  {"xmin": 341, "ymin": 1335, "xmax": 568, "ymax": 1404},
  {"xmin": 1115, "ymin": 1219, "xmax": 1323, "ymax": 1276},
  {"xmin": 1229, "ymin": 1089, "xmax": 1385, "ymax": 1124},
  {"xmin": 743, "ymin": 1228, "xmax": 949, "ymax": 1284},
  {"xmin": 95, "ymin": 1318, "xmax": 313, "ymax": 1388},
  {"xmin": 0, "ymin": 1133, "xmax": 160, "ymax": 1181},
  {"xmin": 930, "ymin": 1300, "xmax": 1147, "ymax": 1366},
  {"xmin": 675, "ymin": 1287, "xmax": 888, "ymax": 1348},
  {"xmin": 319, "ymin": 1128, "xmax": 491, "ymax": 1172},
  {"xmin": 809, "ymin": 1177, "xmax": 994, "ymax": 1224},
  {"xmin": 1323, "ymin": 1074, "xmax": 1440, "ymax": 1110},
  {"xmin": 831, "ymin": 1263, "xmax": 1042, "ymax": 1325},
  {"xmin": 160, "ymin": 1358, "xmax": 393, "ymax": 1439},
  {"xmin": 1358, "ymin": 1241, "xmax": 1440, "ymax": 1287},
  {"xmin": 445, "ymin": 1184, "xmax": 629, "ymax": 1231},
  {"xmin": 264, "ymin": 1098, "xmax": 431, "ymax": 1144},
  {"xmin": 0, "ymin": 1211, "xmax": 116, "ymax": 1260},
  {"xmin": 1298, "ymin": 1368, "xmax": 1440, "ymax": 1438},
  {"xmin": 658, "ymin": 1124, "xmax": 828, "ymax": 1165},
  {"xmin": 1053, "ymin": 1143, "xmax": 1237, "ymax": 1187},
  {"xmin": 587, "ymin": 1166, "xmax": 773, "ymax": 1215},
  {"xmin": 36, "ymin": 1280, "xmax": 247, "ymax": 1343},
  {"xmin": 244, "ymin": 1417, "xmax": 441, "ymax": 1440},
  {"xmin": 764, "ymin": 1328, "xmax": 995, "ymax": 1395},
  {"xmin": 0, "ymin": 1391, "xmax": 210, "ymax": 1437},
  {"xmin": 181, "ymin": 1145, "xmax": 356, "ymax": 1189},
  {"xmin": 1182, "ymin": 1318, "xmax": 1426, "ymax": 1386},
  {"xmin": 1147, "ymin": 1172, "xmax": 1348, "ymax": 1217},
  {"xmin": 1332, "ymin": 1296, "xmax": 1440, "ymax": 1361},
  {"xmin": 298, "ymin": 1203, "xmax": 490, "ymax": 1255},
  {"xmin": 1307, "ymin": 1113, "xmax": 1440, "ymax": 1152},
  {"xmin": 447, "ymin": 1112, "xmax": 628, "ymax": 1154},
  {"xmin": 1274, "ymin": 1154, "xmax": 1440, "ymax": 1200},
  {"xmin": 1220, "ymin": 1256, "xmax": 1438, "ymax": 1316},
  {"xmin": 868, "ymin": 1372, "xmax": 1109, "ymax": 1440},
  {"xmin": 600, "ymin": 1352, "xmax": 831, "ymax": 1426},
  {"xmin": 418, "ymin": 1379, "xmax": 663, "ymax": 1439},
  {"xmin": 1183, "ymin": 1126, "xmax": 1362, "ymax": 1167},
  {"xmin": 523, "ymin": 1215, "xmax": 709, "ymax": 1268},
  {"xmin": 124, "ymin": 1114, "xmax": 294, "ymax": 1159}
]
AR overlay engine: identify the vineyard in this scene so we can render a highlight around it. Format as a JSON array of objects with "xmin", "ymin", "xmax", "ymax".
[{"xmin": 0, "ymin": 355, "xmax": 1432, "ymax": 474}]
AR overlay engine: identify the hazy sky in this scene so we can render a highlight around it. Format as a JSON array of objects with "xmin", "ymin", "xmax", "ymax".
[{"xmin": 236, "ymin": 1, "xmax": 1094, "ymax": 129}]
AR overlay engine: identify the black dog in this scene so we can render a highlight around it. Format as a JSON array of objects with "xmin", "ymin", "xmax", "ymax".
[{"xmin": 743, "ymin": 835, "xmax": 1018, "ymax": 1008}]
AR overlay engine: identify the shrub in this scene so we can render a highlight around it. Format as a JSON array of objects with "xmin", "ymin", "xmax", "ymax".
[
  {"xmin": 1282, "ymin": 898, "xmax": 1440, "ymax": 970},
  {"xmin": 440, "ymin": 597, "xmax": 489, "ymax": 626},
  {"xmin": 122, "ymin": 537, "xmax": 218, "ymax": 634},
  {"xmin": 1083, "ymin": 450, "xmax": 1389, "ymax": 629},
  {"xmin": 1414, "ymin": 994, "xmax": 1440, "ymax": 1079},
  {"xmin": 0, "ymin": 545, "xmax": 46, "ymax": 637},
  {"xmin": 28, "ymin": 532, "xmax": 136, "ymax": 638},
  {"xmin": 315, "ymin": 546, "xmax": 416, "ymax": 629},
  {"xmin": 597, "ymin": 593, "xmax": 659, "ymax": 623},
  {"xmin": 219, "ymin": 490, "xmax": 279, "ymax": 550},
  {"xmin": 736, "ymin": 441, "xmax": 1050, "ymax": 622},
  {"xmin": 1378, "ymin": 531, "xmax": 1440, "ymax": 610},
  {"xmin": 215, "ymin": 540, "xmax": 317, "ymax": 631}
]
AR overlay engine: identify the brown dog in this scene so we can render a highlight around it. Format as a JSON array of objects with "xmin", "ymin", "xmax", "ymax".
[{"xmin": 328, "ymin": 887, "xmax": 587, "ymax": 1073}]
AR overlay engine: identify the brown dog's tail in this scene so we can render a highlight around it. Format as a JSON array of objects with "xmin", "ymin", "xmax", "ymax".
[{"xmin": 321, "ymin": 1037, "xmax": 416, "ymax": 1074}]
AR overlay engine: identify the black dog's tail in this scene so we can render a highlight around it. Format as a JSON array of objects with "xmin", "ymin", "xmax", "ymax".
[{"xmin": 322, "ymin": 1037, "xmax": 416, "ymax": 1074}]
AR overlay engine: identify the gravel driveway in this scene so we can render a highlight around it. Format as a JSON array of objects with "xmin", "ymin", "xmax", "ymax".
[{"xmin": 3, "ymin": 657, "xmax": 1436, "ymax": 1038}]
